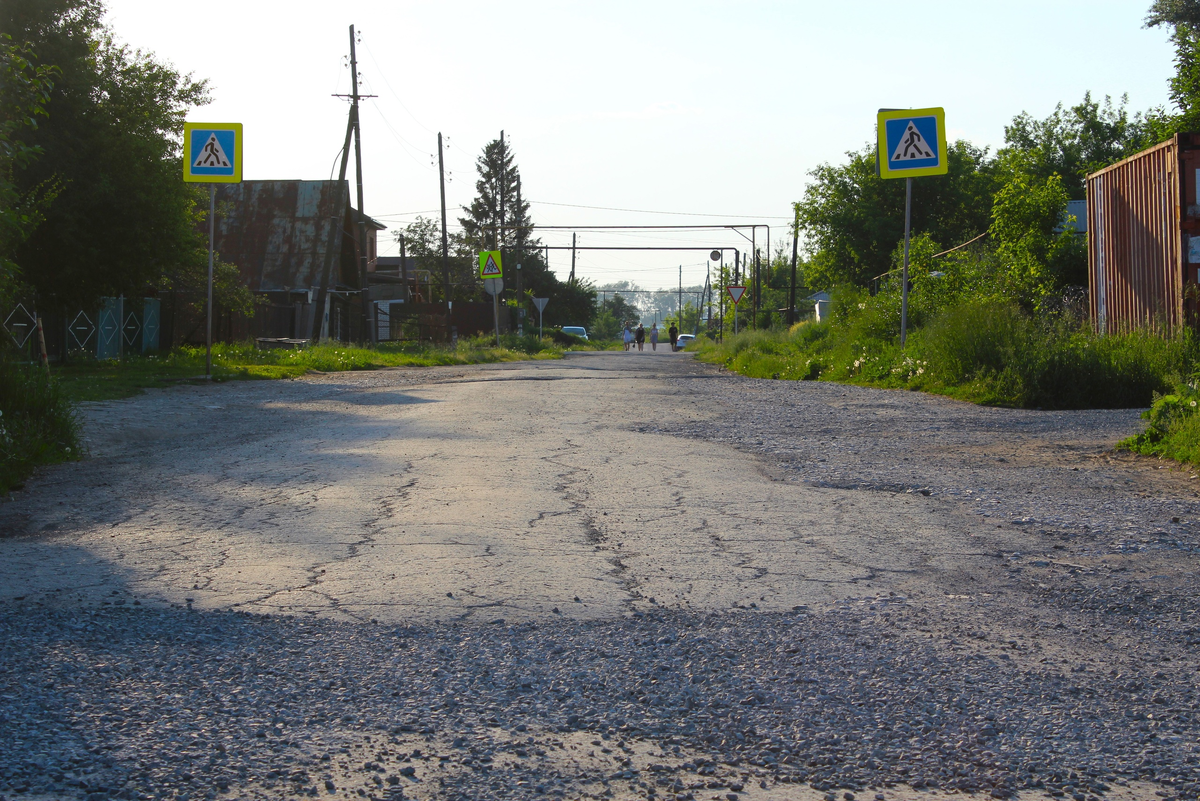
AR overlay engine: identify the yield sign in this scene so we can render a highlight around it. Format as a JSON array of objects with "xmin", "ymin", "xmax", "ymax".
[
  {"xmin": 532, "ymin": 297, "xmax": 549, "ymax": 313},
  {"xmin": 727, "ymin": 285, "xmax": 746, "ymax": 305}
]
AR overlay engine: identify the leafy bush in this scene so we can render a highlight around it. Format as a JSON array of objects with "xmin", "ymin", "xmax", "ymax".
[
  {"xmin": 1119, "ymin": 380, "xmax": 1200, "ymax": 467},
  {"xmin": 697, "ymin": 296, "xmax": 1194, "ymax": 410},
  {"xmin": 0, "ymin": 358, "xmax": 80, "ymax": 494}
]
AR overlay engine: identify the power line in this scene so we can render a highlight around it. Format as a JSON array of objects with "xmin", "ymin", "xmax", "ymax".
[{"xmin": 531, "ymin": 199, "xmax": 790, "ymax": 219}]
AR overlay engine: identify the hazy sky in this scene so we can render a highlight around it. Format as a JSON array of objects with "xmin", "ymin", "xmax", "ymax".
[{"xmin": 106, "ymin": 1, "xmax": 1176, "ymax": 290}]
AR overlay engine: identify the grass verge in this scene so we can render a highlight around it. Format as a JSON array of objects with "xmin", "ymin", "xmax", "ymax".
[
  {"xmin": 695, "ymin": 298, "xmax": 1196, "ymax": 411},
  {"xmin": 1117, "ymin": 381, "xmax": 1200, "ymax": 468},
  {"xmin": 55, "ymin": 334, "xmax": 602, "ymax": 403},
  {"xmin": 0, "ymin": 358, "xmax": 81, "ymax": 495}
]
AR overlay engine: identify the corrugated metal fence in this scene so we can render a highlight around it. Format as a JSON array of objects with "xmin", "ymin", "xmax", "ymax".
[{"xmin": 1086, "ymin": 133, "xmax": 1200, "ymax": 333}]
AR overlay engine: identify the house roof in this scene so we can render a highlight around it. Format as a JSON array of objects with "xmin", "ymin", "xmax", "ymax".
[{"xmin": 213, "ymin": 180, "xmax": 379, "ymax": 291}]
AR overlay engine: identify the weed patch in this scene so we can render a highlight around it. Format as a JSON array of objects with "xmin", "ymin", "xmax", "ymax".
[
  {"xmin": 697, "ymin": 296, "xmax": 1195, "ymax": 411},
  {"xmin": 0, "ymin": 359, "xmax": 80, "ymax": 495}
]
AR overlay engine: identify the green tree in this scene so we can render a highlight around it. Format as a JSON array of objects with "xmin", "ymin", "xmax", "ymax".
[
  {"xmin": 456, "ymin": 136, "xmax": 594, "ymax": 326},
  {"xmin": 1145, "ymin": 1, "xmax": 1200, "ymax": 134},
  {"xmin": 458, "ymin": 136, "xmax": 536, "ymax": 253},
  {"xmin": 988, "ymin": 152, "xmax": 1086, "ymax": 305},
  {"xmin": 1001, "ymin": 93, "xmax": 1155, "ymax": 198},
  {"xmin": 0, "ymin": 34, "xmax": 59, "ymax": 306},
  {"xmin": 796, "ymin": 139, "xmax": 996, "ymax": 289},
  {"xmin": 4, "ymin": 0, "xmax": 212, "ymax": 311},
  {"xmin": 1148, "ymin": 0, "xmax": 1200, "ymax": 28}
]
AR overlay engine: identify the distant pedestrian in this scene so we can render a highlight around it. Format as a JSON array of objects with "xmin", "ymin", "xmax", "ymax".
[
  {"xmin": 623, "ymin": 325, "xmax": 633, "ymax": 351},
  {"xmin": 650, "ymin": 324, "xmax": 659, "ymax": 350},
  {"xmin": 668, "ymin": 323, "xmax": 679, "ymax": 351},
  {"xmin": 635, "ymin": 324, "xmax": 645, "ymax": 351}
]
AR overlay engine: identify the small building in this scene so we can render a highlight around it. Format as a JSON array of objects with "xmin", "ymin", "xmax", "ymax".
[
  {"xmin": 1086, "ymin": 133, "xmax": 1200, "ymax": 332},
  {"xmin": 209, "ymin": 179, "xmax": 385, "ymax": 341}
]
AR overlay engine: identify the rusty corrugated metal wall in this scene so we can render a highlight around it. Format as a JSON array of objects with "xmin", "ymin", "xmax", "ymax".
[
  {"xmin": 213, "ymin": 181, "xmax": 357, "ymax": 292},
  {"xmin": 1087, "ymin": 135, "xmax": 1187, "ymax": 333}
]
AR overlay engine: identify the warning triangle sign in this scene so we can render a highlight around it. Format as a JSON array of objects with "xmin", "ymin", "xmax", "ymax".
[
  {"xmin": 727, "ymin": 285, "xmax": 746, "ymax": 305},
  {"xmin": 480, "ymin": 253, "xmax": 502, "ymax": 277},
  {"xmin": 194, "ymin": 133, "xmax": 231, "ymax": 168},
  {"xmin": 890, "ymin": 121, "xmax": 934, "ymax": 161}
]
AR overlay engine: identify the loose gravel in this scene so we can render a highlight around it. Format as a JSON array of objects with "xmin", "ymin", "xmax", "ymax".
[
  {"xmin": 2, "ymin": 357, "xmax": 1200, "ymax": 801},
  {"xmin": 2, "ymin": 599, "xmax": 1196, "ymax": 801}
]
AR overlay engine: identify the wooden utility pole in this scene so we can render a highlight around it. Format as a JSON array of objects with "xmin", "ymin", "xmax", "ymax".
[
  {"xmin": 438, "ymin": 132, "xmax": 453, "ymax": 338},
  {"xmin": 311, "ymin": 116, "xmax": 354, "ymax": 342},
  {"xmin": 569, "ymin": 233, "xmax": 576, "ymax": 283},
  {"xmin": 348, "ymin": 25, "xmax": 374, "ymax": 345},
  {"xmin": 788, "ymin": 206, "xmax": 799, "ymax": 326},
  {"xmin": 399, "ymin": 233, "xmax": 409, "ymax": 302}
]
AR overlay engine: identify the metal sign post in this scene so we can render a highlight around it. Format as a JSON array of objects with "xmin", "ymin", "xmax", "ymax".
[
  {"xmin": 876, "ymin": 107, "xmax": 947, "ymax": 347},
  {"xmin": 183, "ymin": 122, "xmax": 243, "ymax": 378},
  {"xmin": 532, "ymin": 297, "xmax": 549, "ymax": 338},
  {"xmin": 480, "ymin": 251, "xmax": 505, "ymax": 347},
  {"xmin": 484, "ymin": 278, "xmax": 504, "ymax": 346},
  {"xmin": 727, "ymin": 285, "xmax": 746, "ymax": 336}
]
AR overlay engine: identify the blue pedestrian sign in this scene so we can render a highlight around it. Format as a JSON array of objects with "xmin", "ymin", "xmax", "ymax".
[
  {"xmin": 877, "ymin": 108, "xmax": 947, "ymax": 179},
  {"xmin": 183, "ymin": 122, "xmax": 243, "ymax": 183}
]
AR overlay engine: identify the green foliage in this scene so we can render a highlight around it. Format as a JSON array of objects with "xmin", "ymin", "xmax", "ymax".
[
  {"xmin": 988, "ymin": 152, "xmax": 1087, "ymax": 302},
  {"xmin": 4, "ymin": 0, "xmax": 213, "ymax": 311},
  {"xmin": 1119, "ymin": 373, "xmax": 1200, "ymax": 467},
  {"xmin": 0, "ymin": 34, "xmax": 60, "ymax": 305},
  {"xmin": 697, "ymin": 296, "xmax": 1192, "ymax": 411},
  {"xmin": 0, "ymin": 356, "xmax": 80, "ymax": 494},
  {"xmin": 53, "ymin": 339, "xmax": 578, "ymax": 402},
  {"xmin": 1147, "ymin": 0, "xmax": 1200, "ymax": 30},
  {"xmin": 796, "ymin": 139, "xmax": 996, "ymax": 289},
  {"xmin": 1001, "ymin": 93, "xmax": 1157, "ymax": 199}
]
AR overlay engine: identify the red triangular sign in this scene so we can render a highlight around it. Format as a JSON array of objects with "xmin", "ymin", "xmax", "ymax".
[
  {"xmin": 481, "ymin": 254, "xmax": 501, "ymax": 277},
  {"xmin": 727, "ymin": 285, "xmax": 746, "ymax": 305}
]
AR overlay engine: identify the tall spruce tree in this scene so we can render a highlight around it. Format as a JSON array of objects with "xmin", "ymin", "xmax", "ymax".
[{"xmin": 459, "ymin": 136, "xmax": 538, "ymax": 254}]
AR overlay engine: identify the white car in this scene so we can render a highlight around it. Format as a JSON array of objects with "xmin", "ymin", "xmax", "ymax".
[
  {"xmin": 675, "ymin": 334, "xmax": 696, "ymax": 350},
  {"xmin": 561, "ymin": 326, "xmax": 588, "ymax": 341}
]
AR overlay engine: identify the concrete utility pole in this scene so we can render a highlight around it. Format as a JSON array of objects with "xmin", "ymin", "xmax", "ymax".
[
  {"xmin": 438, "ymin": 132, "xmax": 453, "ymax": 339},
  {"xmin": 678, "ymin": 265, "xmax": 683, "ymax": 329},
  {"xmin": 311, "ymin": 112, "xmax": 355, "ymax": 342},
  {"xmin": 569, "ymin": 233, "xmax": 576, "ymax": 284},
  {"xmin": 348, "ymin": 25, "xmax": 374, "ymax": 345}
]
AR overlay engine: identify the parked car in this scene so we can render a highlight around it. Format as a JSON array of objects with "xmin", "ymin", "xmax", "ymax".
[
  {"xmin": 675, "ymin": 333, "xmax": 696, "ymax": 350},
  {"xmin": 561, "ymin": 326, "xmax": 588, "ymax": 341}
]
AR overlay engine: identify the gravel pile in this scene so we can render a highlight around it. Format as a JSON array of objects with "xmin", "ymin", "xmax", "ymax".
[{"xmin": 1, "ymin": 598, "xmax": 1198, "ymax": 801}]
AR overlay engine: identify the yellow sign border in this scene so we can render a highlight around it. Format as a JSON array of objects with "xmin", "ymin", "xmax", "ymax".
[
  {"xmin": 479, "ymin": 250, "xmax": 503, "ymax": 279},
  {"xmin": 877, "ymin": 108, "xmax": 947, "ymax": 179},
  {"xmin": 183, "ymin": 122, "xmax": 243, "ymax": 183}
]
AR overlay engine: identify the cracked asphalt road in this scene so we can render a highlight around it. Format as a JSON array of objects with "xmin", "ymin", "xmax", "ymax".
[
  {"xmin": 2, "ymin": 349, "xmax": 1200, "ymax": 801},
  {"xmin": 0, "ymin": 350, "xmax": 972, "ymax": 621}
]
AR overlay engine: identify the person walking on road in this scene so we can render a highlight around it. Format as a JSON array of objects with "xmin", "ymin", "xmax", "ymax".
[
  {"xmin": 668, "ymin": 323, "xmax": 679, "ymax": 352},
  {"xmin": 650, "ymin": 324, "xmax": 659, "ymax": 351},
  {"xmin": 623, "ymin": 325, "xmax": 633, "ymax": 351},
  {"xmin": 635, "ymin": 324, "xmax": 645, "ymax": 351}
]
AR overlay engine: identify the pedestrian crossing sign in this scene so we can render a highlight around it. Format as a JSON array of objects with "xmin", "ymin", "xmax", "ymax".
[
  {"xmin": 479, "ymin": 251, "xmax": 503, "ymax": 279},
  {"xmin": 183, "ymin": 122, "xmax": 242, "ymax": 183},
  {"xmin": 877, "ymin": 108, "xmax": 947, "ymax": 179}
]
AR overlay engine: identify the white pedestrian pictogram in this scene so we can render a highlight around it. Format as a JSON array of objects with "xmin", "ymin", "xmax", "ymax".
[
  {"xmin": 891, "ymin": 121, "xmax": 934, "ymax": 161},
  {"xmin": 194, "ymin": 133, "xmax": 231, "ymax": 168}
]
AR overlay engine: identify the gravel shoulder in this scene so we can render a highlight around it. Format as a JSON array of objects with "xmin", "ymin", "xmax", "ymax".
[{"xmin": 1, "ymin": 351, "xmax": 1198, "ymax": 801}]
